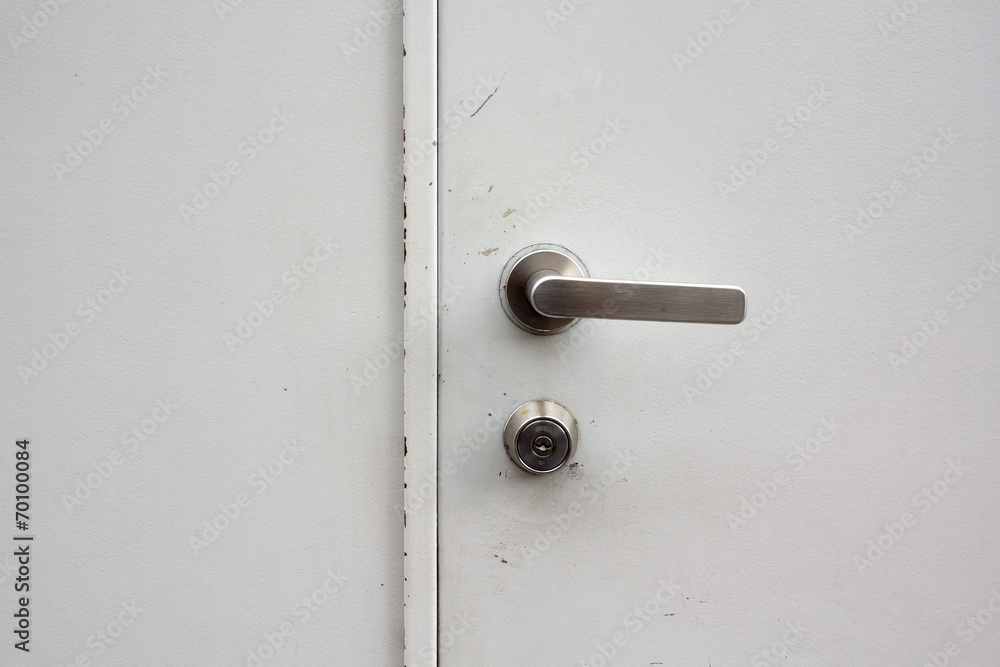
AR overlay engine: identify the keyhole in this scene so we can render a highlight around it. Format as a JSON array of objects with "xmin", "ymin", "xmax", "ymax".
[{"xmin": 531, "ymin": 434, "xmax": 555, "ymax": 457}]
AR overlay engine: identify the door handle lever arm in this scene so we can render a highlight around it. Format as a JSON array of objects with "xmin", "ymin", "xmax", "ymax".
[
  {"xmin": 527, "ymin": 272, "xmax": 746, "ymax": 325},
  {"xmin": 500, "ymin": 244, "xmax": 746, "ymax": 334}
]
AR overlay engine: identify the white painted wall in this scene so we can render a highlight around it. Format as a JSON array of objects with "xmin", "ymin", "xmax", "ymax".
[{"xmin": 1, "ymin": 2, "xmax": 403, "ymax": 664}]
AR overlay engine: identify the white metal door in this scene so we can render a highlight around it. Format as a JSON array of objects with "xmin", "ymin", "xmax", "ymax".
[{"xmin": 435, "ymin": 2, "xmax": 1000, "ymax": 664}]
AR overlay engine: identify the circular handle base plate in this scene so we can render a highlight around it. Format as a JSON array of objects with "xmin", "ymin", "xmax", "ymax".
[{"xmin": 499, "ymin": 243, "xmax": 588, "ymax": 334}]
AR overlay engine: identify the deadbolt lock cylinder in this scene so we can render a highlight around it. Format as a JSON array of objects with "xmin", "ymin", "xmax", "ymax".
[{"xmin": 503, "ymin": 399, "xmax": 578, "ymax": 474}]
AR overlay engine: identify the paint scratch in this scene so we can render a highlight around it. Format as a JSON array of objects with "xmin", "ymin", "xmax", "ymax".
[{"xmin": 471, "ymin": 69, "xmax": 509, "ymax": 117}]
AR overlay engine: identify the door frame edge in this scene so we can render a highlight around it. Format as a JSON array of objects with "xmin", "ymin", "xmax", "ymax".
[{"xmin": 402, "ymin": 1, "xmax": 438, "ymax": 664}]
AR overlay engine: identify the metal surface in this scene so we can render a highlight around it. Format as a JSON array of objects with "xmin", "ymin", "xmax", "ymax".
[
  {"xmin": 439, "ymin": 2, "xmax": 1000, "ymax": 664},
  {"xmin": 499, "ymin": 243, "xmax": 589, "ymax": 335},
  {"xmin": 402, "ymin": 0, "xmax": 439, "ymax": 662},
  {"xmin": 502, "ymin": 245, "xmax": 746, "ymax": 333},
  {"xmin": 503, "ymin": 399, "xmax": 579, "ymax": 474},
  {"xmin": 529, "ymin": 275, "xmax": 746, "ymax": 324},
  {"xmin": 1, "ymin": 3, "xmax": 406, "ymax": 663}
]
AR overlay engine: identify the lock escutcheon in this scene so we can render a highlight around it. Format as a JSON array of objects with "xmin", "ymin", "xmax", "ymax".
[{"xmin": 504, "ymin": 399, "xmax": 578, "ymax": 474}]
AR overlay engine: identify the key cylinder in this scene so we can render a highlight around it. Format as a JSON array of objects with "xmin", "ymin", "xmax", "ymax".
[{"xmin": 504, "ymin": 399, "xmax": 578, "ymax": 474}]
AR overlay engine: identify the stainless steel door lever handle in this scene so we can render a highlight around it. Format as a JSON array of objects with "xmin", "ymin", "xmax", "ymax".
[{"xmin": 500, "ymin": 243, "xmax": 747, "ymax": 335}]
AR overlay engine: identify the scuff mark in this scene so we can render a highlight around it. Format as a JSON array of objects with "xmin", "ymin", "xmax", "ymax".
[{"xmin": 470, "ymin": 69, "xmax": 509, "ymax": 117}]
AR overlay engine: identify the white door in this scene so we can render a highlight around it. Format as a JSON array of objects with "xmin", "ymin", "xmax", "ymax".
[
  {"xmin": 434, "ymin": 1, "xmax": 1000, "ymax": 664},
  {"xmin": 1, "ymin": 3, "xmax": 404, "ymax": 664}
]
